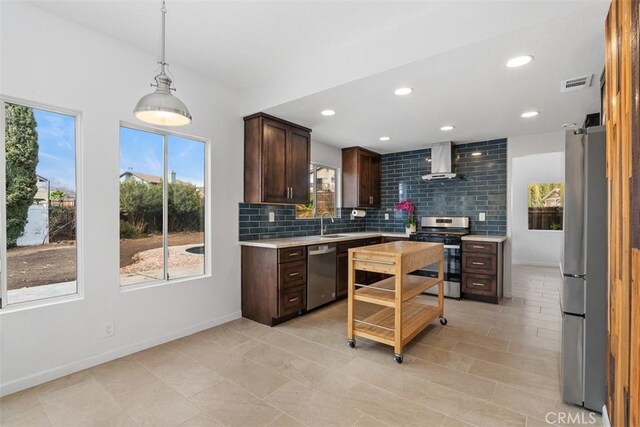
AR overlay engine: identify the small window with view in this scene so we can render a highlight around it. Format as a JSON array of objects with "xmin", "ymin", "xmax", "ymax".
[
  {"xmin": 296, "ymin": 164, "xmax": 337, "ymax": 219},
  {"xmin": 527, "ymin": 183, "xmax": 564, "ymax": 231}
]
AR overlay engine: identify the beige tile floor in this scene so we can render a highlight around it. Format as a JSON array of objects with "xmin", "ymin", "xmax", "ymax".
[{"xmin": 1, "ymin": 265, "xmax": 601, "ymax": 426}]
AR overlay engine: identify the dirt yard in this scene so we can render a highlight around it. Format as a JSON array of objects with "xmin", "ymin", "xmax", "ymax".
[{"xmin": 6, "ymin": 232, "xmax": 204, "ymax": 290}]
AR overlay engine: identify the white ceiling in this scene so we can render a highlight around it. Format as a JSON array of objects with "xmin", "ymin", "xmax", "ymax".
[
  {"xmin": 28, "ymin": 0, "xmax": 610, "ymax": 151},
  {"xmin": 265, "ymin": 4, "xmax": 608, "ymax": 152}
]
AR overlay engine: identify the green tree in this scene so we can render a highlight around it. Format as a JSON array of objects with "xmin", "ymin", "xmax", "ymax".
[
  {"xmin": 50, "ymin": 190, "xmax": 65, "ymax": 200},
  {"xmin": 120, "ymin": 180, "xmax": 162, "ymax": 234},
  {"xmin": 5, "ymin": 103, "xmax": 39, "ymax": 247},
  {"xmin": 168, "ymin": 183, "xmax": 203, "ymax": 231}
]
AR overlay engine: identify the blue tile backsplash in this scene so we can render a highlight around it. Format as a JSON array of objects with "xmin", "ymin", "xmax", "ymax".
[
  {"xmin": 239, "ymin": 138, "xmax": 507, "ymax": 240},
  {"xmin": 367, "ymin": 139, "xmax": 507, "ymax": 235},
  {"xmin": 238, "ymin": 205, "xmax": 366, "ymax": 241}
]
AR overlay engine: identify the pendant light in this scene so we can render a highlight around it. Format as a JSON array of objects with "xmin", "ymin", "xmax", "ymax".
[{"xmin": 134, "ymin": 0, "xmax": 192, "ymax": 126}]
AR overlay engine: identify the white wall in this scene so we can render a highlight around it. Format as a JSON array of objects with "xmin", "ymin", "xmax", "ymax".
[
  {"xmin": 511, "ymin": 152, "xmax": 564, "ymax": 265},
  {"xmin": 505, "ymin": 130, "xmax": 565, "ymax": 295},
  {"xmin": 0, "ymin": 2, "xmax": 243, "ymax": 395},
  {"xmin": 311, "ymin": 140, "xmax": 342, "ymax": 169}
]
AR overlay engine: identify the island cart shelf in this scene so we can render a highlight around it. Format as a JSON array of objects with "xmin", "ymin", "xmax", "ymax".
[{"xmin": 347, "ymin": 241, "xmax": 446, "ymax": 363}]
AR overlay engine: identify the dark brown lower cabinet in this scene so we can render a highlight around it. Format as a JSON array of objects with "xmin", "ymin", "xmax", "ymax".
[
  {"xmin": 461, "ymin": 240, "xmax": 503, "ymax": 304},
  {"xmin": 241, "ymin": 245, "xmax": 307, "ymax": 326}
]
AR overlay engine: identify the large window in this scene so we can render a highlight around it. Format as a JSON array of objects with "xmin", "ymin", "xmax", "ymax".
[
  {"xmin": 119, "ymin": 126, "xmax": 206, "ymax": 286},
  {"xmin": 2, "ymin": 100, "xmax": 78, "ymax": 307},
  {"xmin": 527, "ymin": 182, "xmax": 564, "ymax": 230},
  {"xmin": 296, "ymin": 164, "xmax": 337, "ymax": 219}
]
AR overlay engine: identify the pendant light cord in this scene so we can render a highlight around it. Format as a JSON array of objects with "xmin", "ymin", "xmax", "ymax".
[{"xmin": 160, "ymin": 0, "xmax": 167, "ymax": 74}]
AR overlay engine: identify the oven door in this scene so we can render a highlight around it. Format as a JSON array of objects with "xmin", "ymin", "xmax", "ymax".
[{"xmin": 413, "ymin": 244, "xmax": 461, "ymax": 283}]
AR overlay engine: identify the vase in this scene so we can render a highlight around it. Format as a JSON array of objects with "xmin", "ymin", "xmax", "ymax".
[{"xmin": 405, "ymin": 225, "xmax": 416, "ymax": 236}]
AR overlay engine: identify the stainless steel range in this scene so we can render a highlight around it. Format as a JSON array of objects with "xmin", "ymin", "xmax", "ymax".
[{"xmin": 409, "ymin": 216, "xmax": 469, "ymax": 299}]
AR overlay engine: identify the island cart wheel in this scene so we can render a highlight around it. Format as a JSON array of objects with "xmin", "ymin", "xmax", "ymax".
[
  {"xmin": 439, "ymin": 317, "xmax": 448, "ymax": 325},
  {"xmin": 394, "ymin": 354, "xmax": 403, "ymax": 364},
  {"xmin": 348, "ymin": 339, "xmax": 356, "ymax": 349}
]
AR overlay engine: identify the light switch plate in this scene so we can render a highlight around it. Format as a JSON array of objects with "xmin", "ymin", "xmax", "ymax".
[
  {"xmin": 268, "ymin": 211, "xmax": 275, "ymax": 222},
  {"xmin": 384, "ymin": 213, "xmax": 389, "ymax": 220},
  {"xmin": 479, "ymin": 212, "xmax": 486, "ymax": 221}
]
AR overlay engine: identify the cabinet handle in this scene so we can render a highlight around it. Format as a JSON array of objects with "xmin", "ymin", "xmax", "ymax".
[
  {"xmin": 288, "ymin": 252, "xmax": 299, "ymax": 257},
  {"xmin": 472, "ymin": 262, "xmax": 485, "ymax": 266},
  {"xmin": 289, "ymin": 272, "xmax": 299, "ymax": 277},
  {"xmin": 472, "ymin": 282, "xmax": 486, "ymax": 287},
  {"xmin": 290, "ymin": 187, "xmax": 294, "ymax": 199},
  {"xmin": 472, "ymin": 245, "xmax": 485, "ymax": 249},
  {"xmin": 289, "ymin": 297, "xmax": 299, "ymax": 303}
]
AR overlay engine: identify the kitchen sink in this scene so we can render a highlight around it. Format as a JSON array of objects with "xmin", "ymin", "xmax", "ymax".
[{"xmin": 320, "ymin": 234, "xmax": 350, "ymax": 239}]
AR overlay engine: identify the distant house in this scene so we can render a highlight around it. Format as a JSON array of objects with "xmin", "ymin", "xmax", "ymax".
[
  {"xmin": 120, "ymin": 171, "xmax": 189, "ymax": 186},
  {"xmin": 542, "ymin": 187, "xmax": 563, "ymax": 207}
]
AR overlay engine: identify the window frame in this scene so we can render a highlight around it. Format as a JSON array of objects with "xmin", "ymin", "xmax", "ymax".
[
  {"xmin": 0, "ymin": 95, "xmax": 83, "ymax": 311},
  {"xmin": 296, "ymin": 163, "xmax": 340, "ymax": 219},
  {"xmin": 118, "ymin": 121, "xmax": 211, "ymax": 291}
]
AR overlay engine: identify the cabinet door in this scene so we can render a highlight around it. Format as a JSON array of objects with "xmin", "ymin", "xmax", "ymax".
[
  {"xmin": 357, "ymin": 150, "xmax": 371, "ymax": 207},
  {"xmin": 337, "ymin": 251, "xmax": 367, "ymax": 297},
  {"xmin": 369, "ymin": 155, "xmax": 381, "ymax": 208},
  {"xmin": 287, "ymin": 128, "xmax": 311, "ymax": 204},
  {"xmin": 336, "ymin": 253, "xmax": 348, "ymax": 297},
  {"xmin": 262, "ymin": 120, "xmax": 289, "ymax": 203}
]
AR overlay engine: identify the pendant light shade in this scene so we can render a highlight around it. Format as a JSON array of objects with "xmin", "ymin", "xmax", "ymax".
[{"xmin": 134, "ymin": 1, "xmax": 192, "ymax": 126}]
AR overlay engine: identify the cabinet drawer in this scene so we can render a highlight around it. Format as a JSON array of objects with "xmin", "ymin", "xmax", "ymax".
[
  {"xmin": 382, "ymin": 237, "xmax": 409, "ymax": 243},
  {"xmin": 279, "ymin": 246, "xmax": 306, "ymax": 262},
  {"xmin": 462, "ymin": 274, "xmax": 497, "ymax": 296},
  {"xmin": 366, "ymin": 237, "xmax": 382, "ymax": 245},
  {"xmin": 279, "ymin": 260, "xmax": 306, "ymax": 289},
  {"xmin": 462, "ymin": 241, "xmax": 497, "ymax": 254},
  {"xmin": 337, "ymin": 239, "xmax": 366, "ymax": 254},
  {"xmin": 462, "ymin": 253, "xmax": 497, "ymax": 275},
  {"xmin": 279, "ymin": 286, "xmax": 305, "ymax": 316}
]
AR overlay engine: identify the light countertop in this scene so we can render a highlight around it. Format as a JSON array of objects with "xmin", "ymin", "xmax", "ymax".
[
  {"xmin": 239, "ymin": 232, "xmax": 408, "ymax": 249},
  {"xmin": 461, "ymin": 235, "xmax": 507, "ymax": 243}
]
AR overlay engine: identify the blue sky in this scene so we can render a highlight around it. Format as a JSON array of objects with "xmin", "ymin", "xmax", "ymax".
[
  {"xmin": 33, "ymin": 109, "xmax": 76, "ymax": 192},
  {"xmin": 119, "ymin": 127, "xmax": 205, "ymax": 187}
]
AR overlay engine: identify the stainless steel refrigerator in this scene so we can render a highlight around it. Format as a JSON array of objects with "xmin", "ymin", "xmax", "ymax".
[{"xmin": 561, "ymin": 126, "xmax": 607, "ymax": 411}]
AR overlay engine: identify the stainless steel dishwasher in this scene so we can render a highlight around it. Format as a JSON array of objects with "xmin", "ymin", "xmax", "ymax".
[{"xmin": 307, "ymin": 243, "xmax": 337, "ymax": 310}]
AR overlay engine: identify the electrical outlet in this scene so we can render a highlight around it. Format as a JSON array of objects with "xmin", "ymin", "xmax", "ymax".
[
  {"xmin": 479, "ymin": 212, "xmax": 486, "ymax": 221},
  {"xmin": 268, "ymin": 211, "xmax": 275, "ymax": 222},
  {"xmin": 384, "ymin": 213, "xmax": 389, "ymax": 220},
  {"xmin": 104, "ymin": 321, "xmax": 114, "ymax": 338}
]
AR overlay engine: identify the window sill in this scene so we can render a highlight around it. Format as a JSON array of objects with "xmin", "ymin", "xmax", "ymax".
[
  {"xmin": 120, "ymin": 273, "xmax": 211, "ymax": 293},
  {"xmin": 1, "ymin": 282, "xmax": 81, "ymax": 313}
]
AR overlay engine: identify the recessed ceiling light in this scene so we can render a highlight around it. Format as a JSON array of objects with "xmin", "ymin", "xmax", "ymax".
[
  {"xmin": 440, "ymin": 125, "xmax": 455, "ymax": 131},
  {"xmin": 471, "ymin": 151, "xmax": 482, "ymax": 157},
  {"xmin": 379, "ymin": 136, "xmax": 391, "ymax": 141},
  {"xmin": 394, "ymin": 87, "xmax": 414, "ymax": 96},
  {"xmin": 321, "ymin": 109, "xmax": 336, "ymax": 116},
  {"xmin": 506, "ymin": 55, "xmax": 534, "ymax": 68},
  {"xmin": 521, "ymin": 111, "xmax": 539, "ymax": 118}
]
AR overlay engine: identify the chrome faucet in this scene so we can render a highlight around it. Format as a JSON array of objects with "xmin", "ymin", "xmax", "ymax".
[{"xmin": 320, "ymin": 212, "xmax": 335, "ymax": 236}]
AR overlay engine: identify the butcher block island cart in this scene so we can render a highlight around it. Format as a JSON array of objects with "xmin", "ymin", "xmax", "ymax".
[{"xmin": 347, "ymin": 241, "xmax": 446, "ymax": 363}]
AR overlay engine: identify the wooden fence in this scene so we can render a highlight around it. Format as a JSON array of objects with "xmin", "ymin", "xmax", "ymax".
[{"xmin": 528, "ymin": 207, "xmax": 563, "ymax": 230}]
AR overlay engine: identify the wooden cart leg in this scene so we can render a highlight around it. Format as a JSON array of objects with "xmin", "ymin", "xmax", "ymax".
[
  {"xmin": 438, "ymin": 259, "xmax": 447, "ymax": 326},
  {"xmin": 394, "ymin": 258, "xmax": 403, "ymax": 363},
  {"xmin": 347, "ymin": 252, "xmax": 355, "ymax": 343}
]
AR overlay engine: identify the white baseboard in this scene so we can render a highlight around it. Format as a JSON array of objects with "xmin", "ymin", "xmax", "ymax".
[
  {"xmin": 512, "ymin": 260, "xmax": 560, "ymax": 268},
  {"xmin": 0, "ymin": 311, "xmax": 241, "ymax": 397}
]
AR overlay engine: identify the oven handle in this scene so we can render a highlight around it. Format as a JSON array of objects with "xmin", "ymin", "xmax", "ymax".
[{"xmin": 444, "ymin": 245, "xmax": 460, "ymax": 250}]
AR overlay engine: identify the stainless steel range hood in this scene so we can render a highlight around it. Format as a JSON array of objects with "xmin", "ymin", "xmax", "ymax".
[{"xmin": 422, "ymin": 141, "xmax": 463, "ymax": 181}]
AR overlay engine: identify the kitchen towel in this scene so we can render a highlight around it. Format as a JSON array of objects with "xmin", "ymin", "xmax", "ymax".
[{"xmin": 351, "ymin": 209, "xmax": 366, "ymax": 218}]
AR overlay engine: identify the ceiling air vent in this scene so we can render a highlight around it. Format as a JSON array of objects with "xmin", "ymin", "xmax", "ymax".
[{"xmin": 561, "ymin": 74, "xmax": 593, "ymax": 93}]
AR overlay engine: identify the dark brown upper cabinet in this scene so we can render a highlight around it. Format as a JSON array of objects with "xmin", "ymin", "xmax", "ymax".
[
  {"xmin": 342, "ymin": 146, "xmax": 381, "ymax": 208},
  {"xmin": 244, "ymin": 113, "xmax": 311, "ymax": 205}
]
